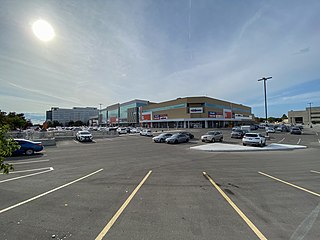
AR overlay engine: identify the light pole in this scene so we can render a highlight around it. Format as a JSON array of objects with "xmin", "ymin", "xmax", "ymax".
[
  {"xmin": 308, "ymin": 102, "xmax": 312, "ymax": 126},
  {"xmin": 99, "ymin": 103, "xmax": 103, "ymax": 126},
  {"xmin": 258, "ymin": 76, "xmax": 272, "ymax": 136}
]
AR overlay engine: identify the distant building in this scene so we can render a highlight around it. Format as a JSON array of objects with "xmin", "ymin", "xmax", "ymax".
[
  {"xmin": 46, "ymin": 107, "xmax": 98, "ymax": 126},
  {"xmin": 288, "ymin": 106, "xmax": 320, "ymax": 125},
  {"xmin": 100, "ymin": 100, "xmax": 150, "ymax": 126}
]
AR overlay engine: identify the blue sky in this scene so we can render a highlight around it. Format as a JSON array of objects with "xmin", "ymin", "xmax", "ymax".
[{"xmin": 1, "ymin": 0, "xmax": 320, "ymax": 123}]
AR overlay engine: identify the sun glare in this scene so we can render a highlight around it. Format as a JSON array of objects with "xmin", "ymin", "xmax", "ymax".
[{"xmin": 32, "ymin": 19, "xmax": 55, "ymax": 42}]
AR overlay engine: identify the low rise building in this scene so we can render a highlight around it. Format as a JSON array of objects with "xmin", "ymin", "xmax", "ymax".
[
  {"xmin": 140, "ymin": 96, "xmax": 253, "ymax": 128},
  {"xmin": 288, "ymin": 107, "xmax": 320, "ymax": 125}
]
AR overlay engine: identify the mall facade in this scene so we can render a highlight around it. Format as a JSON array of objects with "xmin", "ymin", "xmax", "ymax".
[{"xmin": 100, "ymin": 96, "xmax": 253, "ymax": 128}]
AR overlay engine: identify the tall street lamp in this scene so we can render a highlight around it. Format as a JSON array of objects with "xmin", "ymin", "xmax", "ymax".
[
  {"xmin": 99, "ymin": 103, "xmax": 103, "ymax": 126},
  {"xmin": 308, "ymin": 102, "xmax": 312, "ymax": 126},
  {"xmin": 258, "ymin": 76, "xmax": 272, "ymax": 136}
]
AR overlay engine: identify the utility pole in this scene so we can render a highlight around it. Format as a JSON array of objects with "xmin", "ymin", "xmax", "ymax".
[{"xmin": 258, "ymin": 76, "xmax": 272, "ymax": 136}]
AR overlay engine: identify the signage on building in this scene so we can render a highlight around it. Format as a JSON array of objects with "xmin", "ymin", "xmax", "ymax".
[
  {"xmin": 142, "ymin": 112, "xmax": 152, "ymax": 121},
  {"xmin": 190, "ymin": 107, "xmax": 203, "ymax": 114},
  {"xmin": 223, "ymin": 109, "xmax": 232, "ymax": 119},
  {"xmin": 153, "ymin": 114, "xmax": 168, "ymax": 120},
  {"xmin": 110, "ymin": 117, "xmax": 117, "ymax": 123},
  {"xmin": 208, "ymin": 111, "xmax": 216, "ymax": 118}
]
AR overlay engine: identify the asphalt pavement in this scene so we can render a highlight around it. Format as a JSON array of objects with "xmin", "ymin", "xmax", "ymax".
[{"xmin": 1, "ymin": 127, "xmax": 320, "ymax": 239}]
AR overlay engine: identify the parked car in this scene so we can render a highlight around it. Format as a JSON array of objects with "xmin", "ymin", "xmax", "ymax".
[
  {"xmin": 290, "ymin": 127, "xmax": 302, "ymax": 135},
  {"xmin": 242, "ymin": 133, "xmax": 266, "ymax": 147},
  {"xmin": 178, "ymin": 131, "xmax": 194, "ymax": 139},
  {"xmin": 152, "ymin": 133, "xmax": 173, "ymax": 143},
  {"xmin": 117, "ymin": 127, "xmax": 127, "ymax": 134},
  {"xmin": 13, "ymin": 139, "xmax": 44, "ymax": 155},
  {"xmin": 140, "ymin": 129, "xmax": 153, "ymax": 137},
  {"xmin": 166, "ymin": 133, "xmax": 189, "ymax": 144},
  {"xmin": 266, "ymin": 127, "xmax": 275, "ymax": 133},
  {"xmin": 130, "ymin": 128, "xmax": 138, "ymax": 133},
  {"xmin": 201, "ymin": 131, "xmax": 223, "ymax": 143},
  {"xmin": 76, "ymin": 131, "xmax": 93, "ymax": 142},
  {"xmin": 231, "ymin": 129, "xmax": 247, "ymax": 139}
]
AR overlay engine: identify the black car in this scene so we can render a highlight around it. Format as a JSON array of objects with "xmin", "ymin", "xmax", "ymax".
[
  {"xmin": 290, "ymin": 127, "xmax": 302, "ymax": 135},
  {"xmin": 178, "ymin": 131, "xmax": 194, "ymax": 139}
]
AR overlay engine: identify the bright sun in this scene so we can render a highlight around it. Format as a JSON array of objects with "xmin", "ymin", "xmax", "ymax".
[{"xmin": 32, "ymin": 19, "xmax": 55, "ymax": 42}]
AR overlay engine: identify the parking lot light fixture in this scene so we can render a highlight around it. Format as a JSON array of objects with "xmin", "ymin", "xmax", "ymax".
[{"xmin": 258, "ymin": 76, "xmax": 272, "ymax": 137}]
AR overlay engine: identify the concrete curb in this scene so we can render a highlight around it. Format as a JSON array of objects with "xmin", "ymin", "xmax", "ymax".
[{"xmin": 190, "ymin": 143, "xmax": 307, "ymax": 152}]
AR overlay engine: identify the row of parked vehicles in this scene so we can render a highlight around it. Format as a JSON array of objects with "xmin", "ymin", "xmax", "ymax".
[{"xmin": 152, "ymin": 131, "xmax": 194, "ymax": 144}]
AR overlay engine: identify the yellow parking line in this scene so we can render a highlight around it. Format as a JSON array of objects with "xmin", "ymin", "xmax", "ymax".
[
  {"xmin": 203, "ymin": 172, "xmax": 267, "ymax": 240},
  {"xmin": 258, "ymin": 172, "xmax": 320, "ymax": 197},
  {"xmin": 95, "ymin": 170, "xmax": 152, "ymax": 240},
  {"xmin": 310, "ymin": 170, "xmax": 320, "ymax": 175}
]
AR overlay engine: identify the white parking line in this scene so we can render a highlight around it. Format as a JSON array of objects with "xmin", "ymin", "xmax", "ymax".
[
  {"xmin": 310, "ymin": 170, "xmax": 320, "ymax": 174},
  {"xmin": 259, "ymin": 171, "xmax": 320, "ymax": 197},
  {"xmin": 4, "ymin": 159, "xmax": 50, "ymax": 165},
  {"xmin": 0, "ymin": 168, "xmax": 103, "ymax": 214},
  {"xmin": 297, "ymin": 138, "xmax": 301, "ymax": 145},
  {"xmin": 0, "ymin": 168, "xmax": 54, "ymax": 183},
  {"xmin": 315, "ymin": 132, "xmax": 319, "ymax": 136},
  {"xmin": 318, "ymin": 139, "xmax": 320, "ymax": 144},
  {"xmin": 0, "ymin": 167, "xmax": 53, "ymax": 175},
  {"xmin": 73, "ymin": 140, "xmax": 80, "ymax": 144},
  {"xmin": 278, "ymin": 138, "xmax": 285, "ymax": 143}
]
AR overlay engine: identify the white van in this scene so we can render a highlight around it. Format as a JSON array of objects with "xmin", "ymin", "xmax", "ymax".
[{"xmin": 240, "ymin": 125, "xmax": 251, "ymax": 132}]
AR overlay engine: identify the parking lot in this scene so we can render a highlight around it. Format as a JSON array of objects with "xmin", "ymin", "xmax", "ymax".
[{"xmin": 1, "ymin": 127, "xmax": 320, "ymax": 239}]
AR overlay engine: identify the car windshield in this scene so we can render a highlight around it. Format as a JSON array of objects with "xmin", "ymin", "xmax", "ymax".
[
  {"xmin": 245, "ymin": 134, "xmax": 258, "ymax": 137},
  {"xmin": 207, "ymin": 131, "xmax": 215, "ymax": 135},
  {"xmin": 80, "ymin": 131, "xmax": 90, "ymax": 134}
]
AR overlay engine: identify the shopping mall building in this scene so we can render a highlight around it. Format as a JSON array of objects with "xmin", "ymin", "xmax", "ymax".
[{"xmin": 100, "ymin": 96, "xmax": 253, "ymax": 128}]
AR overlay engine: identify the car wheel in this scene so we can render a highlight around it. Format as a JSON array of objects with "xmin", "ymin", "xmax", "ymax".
[
  {"xmin": 220, "ymin": 138, "xmax": 223, "ymax": 142},
  {"xmin": 174, "ymin": 140, "xmax": 178, "ymax": 144},
  {"xmin": 186, "ymin": 138, "xmax": 189, "ymax": 143},
  {"xmin": 211, "ymin": 138, "xmax": 215, "ymax": 143},
  {"xmin": 25, "ymin": 149, "xmax": 34, "ymax": 156},
  {"xmin": 160, "ymin": 139, "xmax": 164, "ymax": 143},
  {"xmin": 243, "ymin": 143, "xmax": 246, "ymax": 146}
]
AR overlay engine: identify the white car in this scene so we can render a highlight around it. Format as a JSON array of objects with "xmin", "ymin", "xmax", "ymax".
[
  {"xmin": 266, "ymin": 127, "xmax": 275, "ymax": 133},
  {"xmin": 140, "ymin": 129, "xmax": 153, "ymax": 137},
  {"xmin": 130, "ymin": 128, "xmax": 138, "ymax": 133},
  {"xmin": 117, "ymin": 127, "xmax": 127, "ymax": 134},
  {"xmin": 242, "ymin": 133, "xmax": 266, "ymax": 147},
  {"xmin": 76, "ymin": 131, "xmax": 93, "ymax": 142}
]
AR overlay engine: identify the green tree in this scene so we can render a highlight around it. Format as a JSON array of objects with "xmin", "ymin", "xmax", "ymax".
[
  {"xmin": 281, "ymin": 114, "xmax": 288, "ymax": 120},
  {"xmin": 0, "ymin": 111, "xmax": 29, "ymax": 130},
  {"xmin": 74, "ymin": 120, "xmax": 84, "ymax": 126},
  {"xmin": 0, "ymin": 125, "xmax": 19, "ymax": 174}
]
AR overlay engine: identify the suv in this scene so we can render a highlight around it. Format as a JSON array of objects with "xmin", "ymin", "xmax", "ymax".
[
  {"xmin": 76, "ymin": 131, "xmax": 93, "ymax": 142},
  {"xmin": 242, "ymin": 133, "xmax": 266, "ymax": 147},
  {"xmin": 201, "ymin": 131, "xmax": 223, "ymax": 143},
  {"xmin": 140, "ymin": 129, "xmax": 153, "ymax": 137}
]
